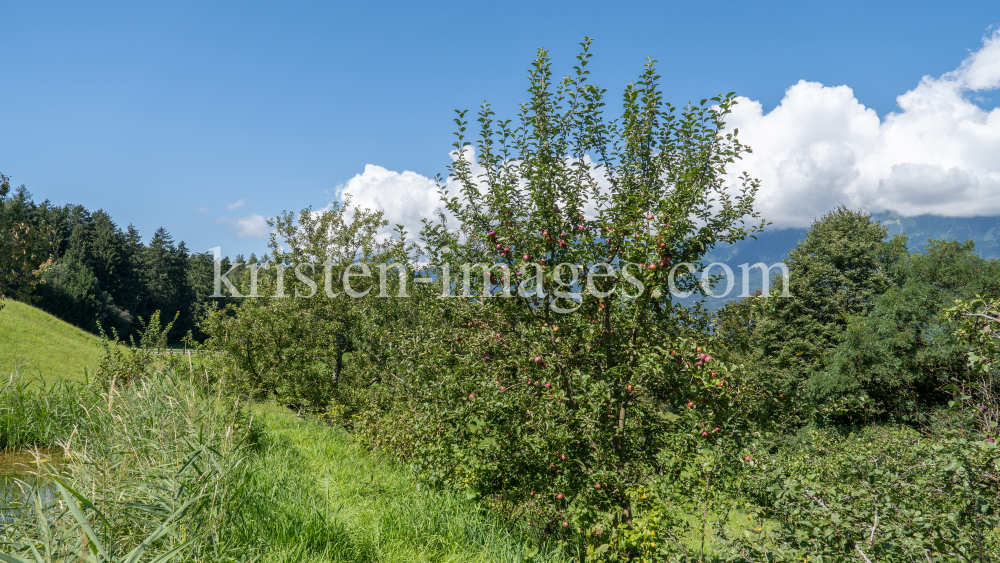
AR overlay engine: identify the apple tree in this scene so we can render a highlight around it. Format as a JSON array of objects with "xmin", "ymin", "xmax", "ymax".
[{"xmin": 359, "ymin": 39, "xmax": 764, "ymax": 545}]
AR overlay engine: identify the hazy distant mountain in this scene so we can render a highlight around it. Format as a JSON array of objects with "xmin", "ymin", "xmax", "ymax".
[
  {"xmin": 689, "ymin": 213, "xmax": 1000, "ymax": 310},
  {"xmin": 875, "ymin": 213, "xmax": 1000, "ymax": 258}
]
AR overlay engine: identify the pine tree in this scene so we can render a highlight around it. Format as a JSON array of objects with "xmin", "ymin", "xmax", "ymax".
[
  {"xmin": 0, "ymin": 176, "xmax": 55, "ymax": 300},
  {"xmin": 138, "ymin": 227, "xmax": 192, "ymax": 339},
  {"xmin": 34, "ymin": 223, "xmax": 119, "ymax": 332},
  {"xmin": 88, "ymin": 211, "xmax": 128, "ymax": 298}
]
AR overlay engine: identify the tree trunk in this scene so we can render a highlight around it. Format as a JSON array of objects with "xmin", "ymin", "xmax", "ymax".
[{"xmin": 332, "ymin": 332, "xmax": 347, "ymax": 388}]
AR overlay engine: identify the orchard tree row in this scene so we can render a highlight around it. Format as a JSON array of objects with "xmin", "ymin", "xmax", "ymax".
[{"xmin": 203, "ymin": 41, "xmax": 1000, "ymax": 561}]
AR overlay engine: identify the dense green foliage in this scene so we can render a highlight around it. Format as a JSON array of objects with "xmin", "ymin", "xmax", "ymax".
[
  {"xmin": 736, "ymin": 424, "xmax": 998, "ymax": 561},
  {"xmin": 714, "ymin": 208, "xmax": 900, "ymax": 412},
  {"xmin": 200, "ymin": 199, "xmax": 399, "ymax": 406},
  {"xmin": 0, "ymin": 174, "xmax": 51, "ymax": 304},
  {"xmin": 718, "ymin": 209, "xmax": 1000, "ymax": 425},
  {"xmin": 819, "ymin": 239, "xmax": 1000, "ymax": 419}
]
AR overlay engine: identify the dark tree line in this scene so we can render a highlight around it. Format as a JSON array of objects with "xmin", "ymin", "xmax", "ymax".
[{"xmin": 0, "ymin": 175, "xmax": 235, "ymax": 341}]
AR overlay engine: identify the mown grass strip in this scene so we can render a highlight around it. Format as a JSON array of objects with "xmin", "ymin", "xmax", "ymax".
[{"xmin": 240, "ymin": 407, "xmax": 573, "ymax": 562}]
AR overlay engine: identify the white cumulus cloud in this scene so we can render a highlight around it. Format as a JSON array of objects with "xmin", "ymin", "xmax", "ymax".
[
  {"xmin": 235, "ymin": 214, "xmax": 269, "ymax": 239},
  {"xmin": 728, "ymin": 29, "xmax": 1000, "ymax": 227},
  {"xmin": 226, "ymin": 199, "xmax": 246, "ymax": 210},
  {"xmin": 336, "ymin": 162, "xmax": 462, "ymax": 239},
  {"xmin": 215, "ymin": 214, "xmax": 270, "ymax": 239},
  {"xmin": 331, "ymin": 30, "xmax": 1000, "ymax": 232}
]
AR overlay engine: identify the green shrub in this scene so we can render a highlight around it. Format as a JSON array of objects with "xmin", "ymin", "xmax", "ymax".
[{"xmin": 730, "ymin": 425, "xmax": 999, "ymax": 562}]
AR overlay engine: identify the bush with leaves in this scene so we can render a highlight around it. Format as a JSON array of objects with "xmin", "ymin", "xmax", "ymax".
[
  {"xmin": 946, "ymin": 294, "xmax": 1000, "ymax": 443},
  {"xmin": 200, "ymin": 198, "xmax": 409, "ymax": 409},
  {"xmin": 947, "ymin": 294, "xmax": 1000, "ymax": 376},
  {"xmin": 727, "ymin": 424, "xmax": 999, "ymax": 562},
  {"xmin": 94, "ymin": 310, "xmax": 176, "ymax": 393},
  {"xmin": 350, "ymin": 39, "xmax": 764, "ymax": 543}
]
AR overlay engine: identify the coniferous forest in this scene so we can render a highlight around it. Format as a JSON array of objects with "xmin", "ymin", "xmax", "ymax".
[{"xmin": 0, "ymin": 174, "xmax": 238, "ymax": 341}]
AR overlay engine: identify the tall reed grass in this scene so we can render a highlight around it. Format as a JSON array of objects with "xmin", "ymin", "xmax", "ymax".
[
  {"xmin": 0, "ymin": 371, "xmax": 89, "ymax": 451},
  {"xmin": 1, "ymin": 368, "xmax": 572, "ymax": 562},
  {"xmin": 1, "ymin": 370, "xmax": 257, "ymax": 562}
]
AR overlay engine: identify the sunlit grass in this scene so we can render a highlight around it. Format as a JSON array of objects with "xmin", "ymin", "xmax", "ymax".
[
  {"xmin": 237, "ymin": 407, "xmax": 573, "ymax": 562},
  {"xmin": 0, "ymin": 371, "xmax": 572, "ymax": 562},
  {"xmin": 0, "ymin": 300, "xmax": 102, "ymax": 385}
]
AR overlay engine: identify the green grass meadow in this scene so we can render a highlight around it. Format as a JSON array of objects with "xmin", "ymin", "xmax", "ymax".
[
  {"xmin": 240, "ymin": 406, "xmax": 571, "ymax": 562},
  {"xmin": 0, "ymin": 299, "xmax": 102, "ymax": 384}
]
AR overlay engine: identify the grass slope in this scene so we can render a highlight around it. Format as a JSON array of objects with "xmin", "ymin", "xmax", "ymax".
[{"xmin": 0, "ymin": 299, "xmax": 102, "ymax": 383}]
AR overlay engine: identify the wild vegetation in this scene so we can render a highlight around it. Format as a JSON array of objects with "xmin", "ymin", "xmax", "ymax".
[
  {"xmin": 0, "ymin": 358, "xmax": 568, "ymax": 562},
  {"xmin": 2, "ymin": 41, "xmax": 999, "ymax": 561}
]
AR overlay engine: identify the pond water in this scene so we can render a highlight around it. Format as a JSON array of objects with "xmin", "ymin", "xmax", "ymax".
[{"xmin": 0, "ymin": 449, "xmax": 63, "ymax": 523}]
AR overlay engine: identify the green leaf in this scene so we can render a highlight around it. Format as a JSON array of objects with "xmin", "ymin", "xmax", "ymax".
[
  {"xmin": 52, "ymin": 479, "xmax": 109, "ymax": 560},
  {"xmin": 122, "ymin": 495, "xmax": 202, "ymax": 563}
]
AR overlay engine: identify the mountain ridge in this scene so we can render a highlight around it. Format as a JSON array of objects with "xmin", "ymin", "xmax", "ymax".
[{"xmin": 691, "ymin": 212, "xmax": 1000, "ymax": 310}]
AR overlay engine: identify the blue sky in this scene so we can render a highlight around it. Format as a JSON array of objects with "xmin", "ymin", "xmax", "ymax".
[{"xmin": 2, "ymin": 1, "xmax": 999, "ymax": 257}]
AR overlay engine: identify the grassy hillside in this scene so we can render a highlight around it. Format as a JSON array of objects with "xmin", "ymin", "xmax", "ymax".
[{"xmin": 0, "ymin": 299, "xmax": 102, "ymax": 384}]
